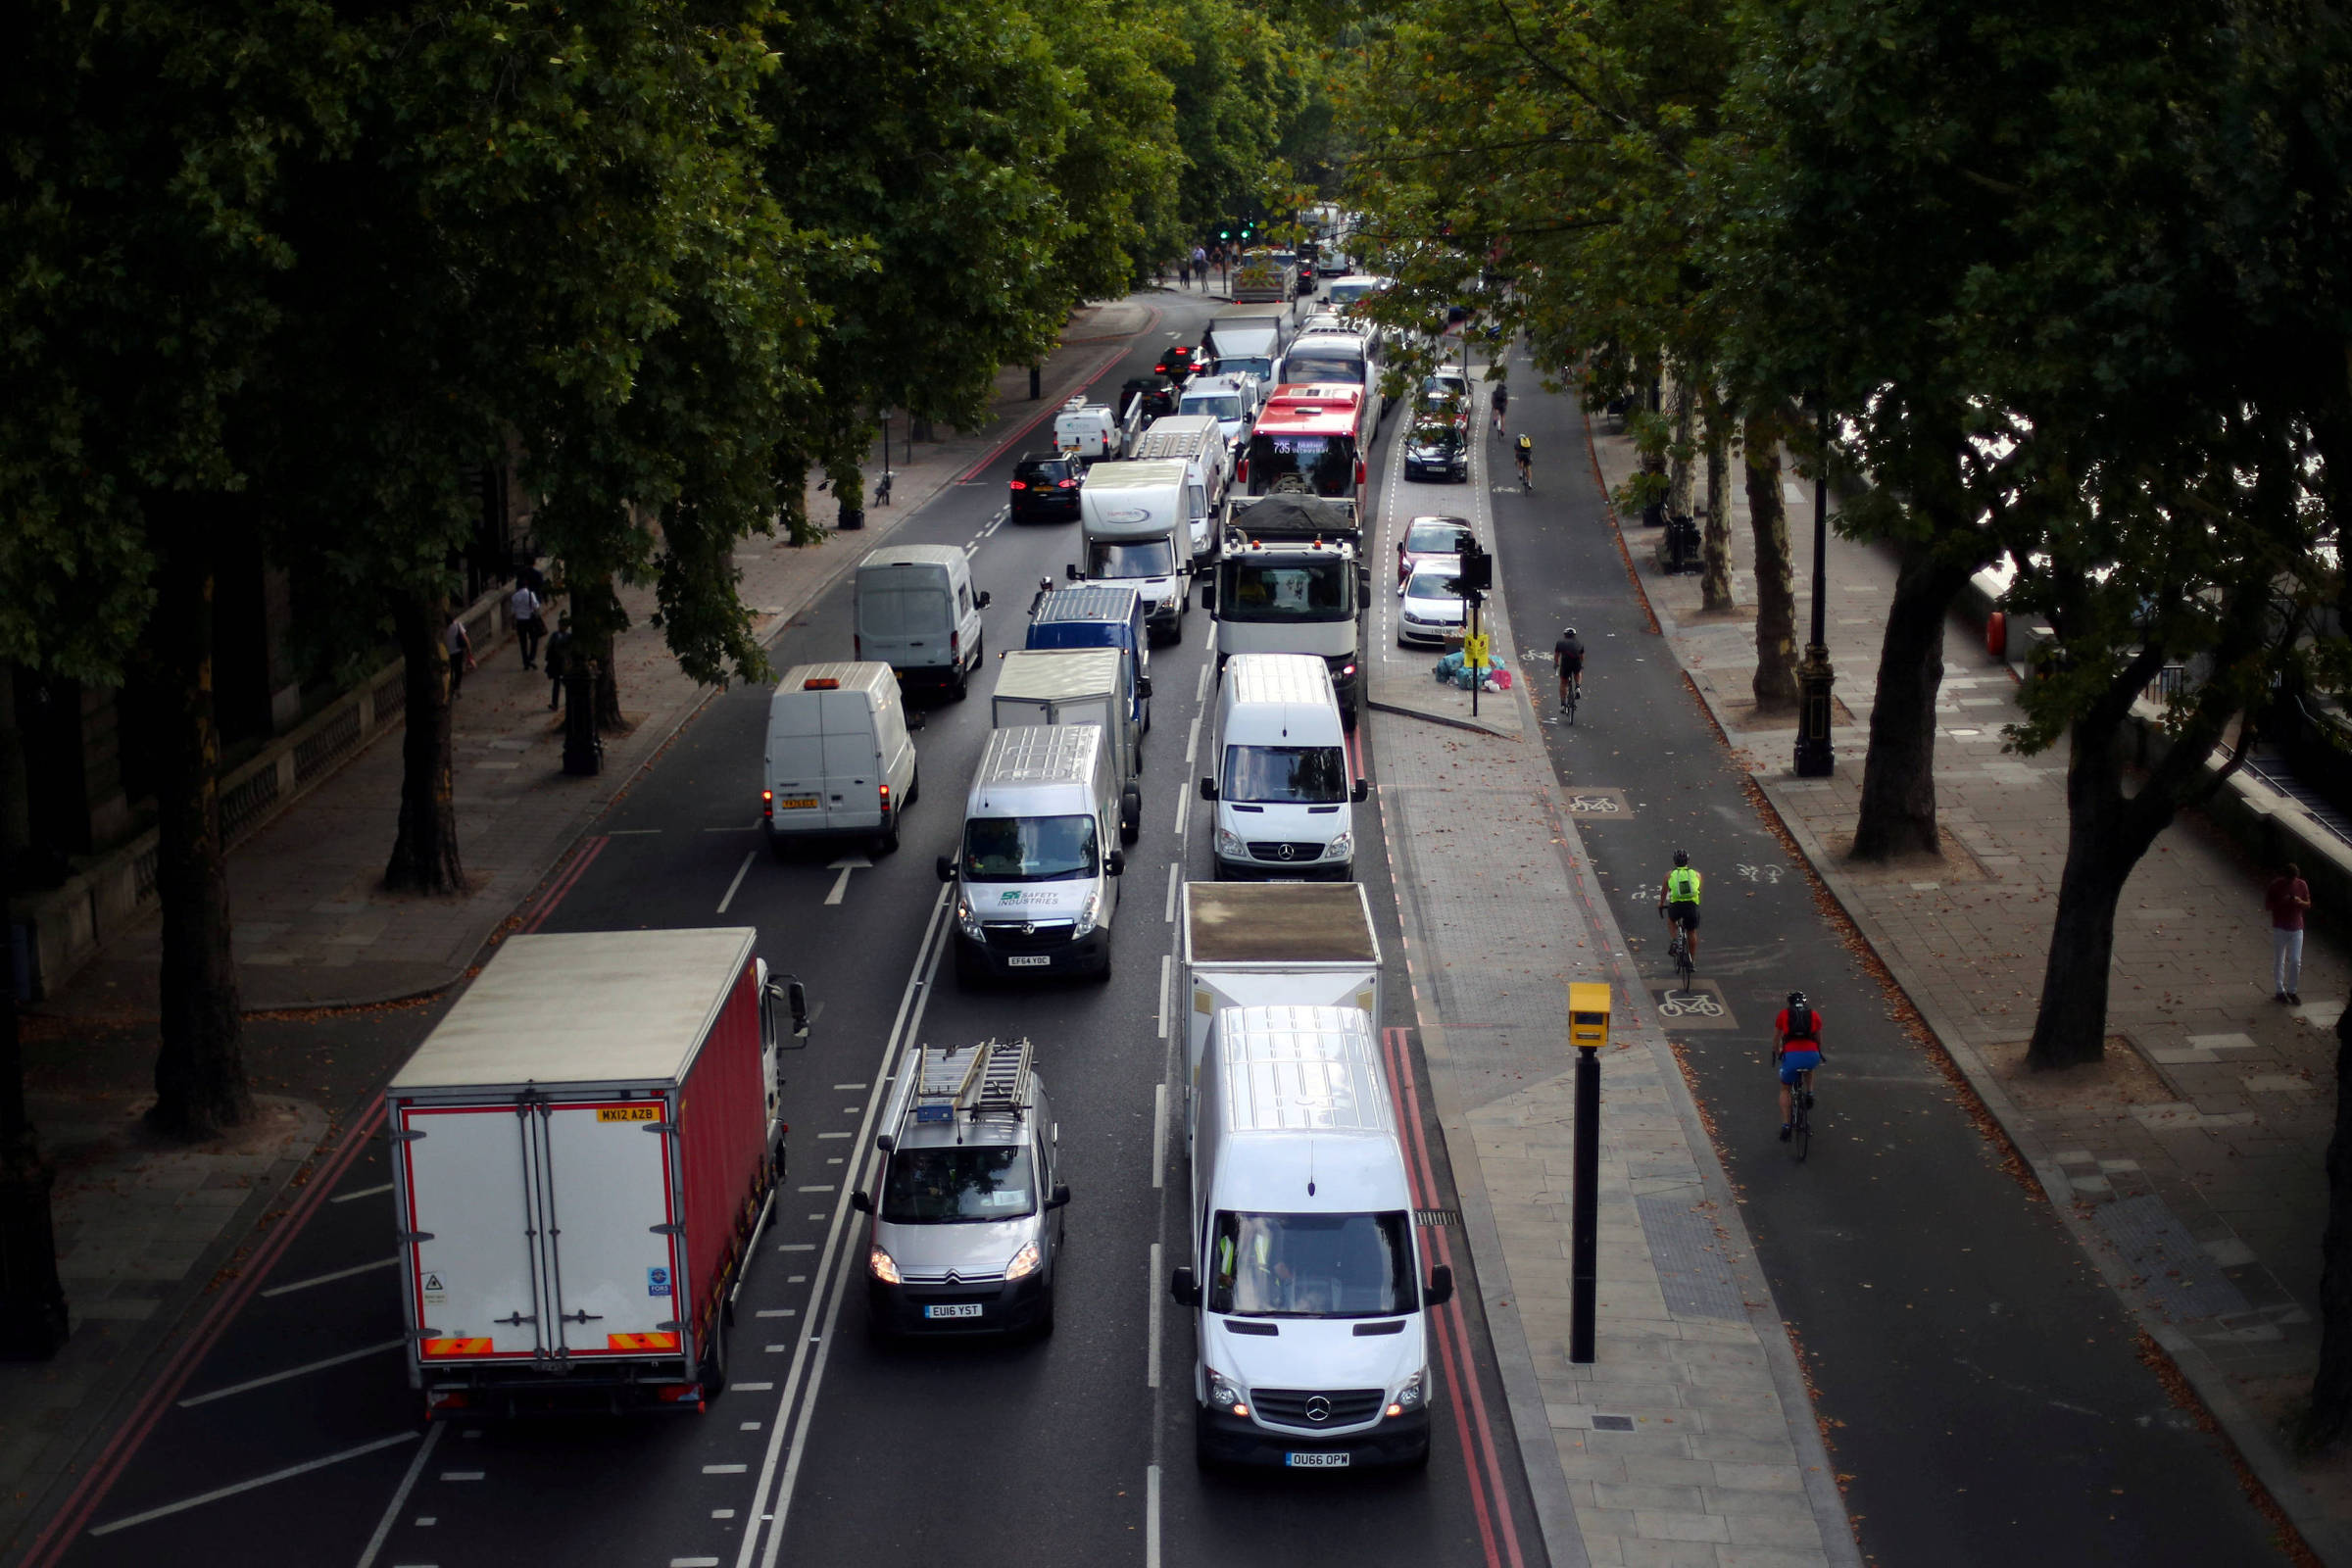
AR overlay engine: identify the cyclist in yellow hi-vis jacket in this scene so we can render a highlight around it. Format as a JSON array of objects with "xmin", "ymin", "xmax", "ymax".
[{"xmin": 1657, "ymin": 849, "xmax": 1702, "ymax": 966}]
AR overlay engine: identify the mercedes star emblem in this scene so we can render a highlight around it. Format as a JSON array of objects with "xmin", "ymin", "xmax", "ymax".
[
  {"xmin": 1277, "ymin": 843, "xmax": 1298, "ymax": 860},
  {"xmin": 1305, "ymin": 1395, "xmax": 1332, "ymax": 1423}
]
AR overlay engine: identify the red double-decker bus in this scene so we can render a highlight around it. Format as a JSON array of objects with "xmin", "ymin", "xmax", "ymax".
[{"xmin": 1237, "ymin": 383, "xmax": 1369, "ymax": 517}]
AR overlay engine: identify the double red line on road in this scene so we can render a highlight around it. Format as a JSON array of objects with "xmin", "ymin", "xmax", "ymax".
[
  {"xmin": 518, "ymin": 834, "xmax": 611, "ymax": 934},
  {"xmin": 1383, "ymin": 1025, "xmax": 1527, "ymax": 1568}
]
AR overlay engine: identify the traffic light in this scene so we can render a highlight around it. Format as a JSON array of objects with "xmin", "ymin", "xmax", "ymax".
[
  {"xmin": 1219, "ymin": 228, "xmax": 1231, "ymax": 240},
  {"xmin": 1458, "ymin": 542, "xmax": 1493, "ymax": 594}
]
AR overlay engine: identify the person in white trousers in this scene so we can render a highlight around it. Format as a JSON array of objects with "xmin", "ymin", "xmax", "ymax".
[{"xmin": 2268, "ymin": 861, "xmax": 2312, "ymax": 1004}]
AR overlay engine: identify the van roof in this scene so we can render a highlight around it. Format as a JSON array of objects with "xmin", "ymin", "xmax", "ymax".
[
  {"xmin": 1084, "ymin": 460, "xmax": 1189, "ymax": 490},
  {"xmin": 1033, "ymin": 585, "xmax": 1143, "ymax": 624},
  {"xmin": 975, "ymin": 723, "xmax": 1103, "ymax": 796},
  {"xmin": 1224, "ymin": 652, "xmax": 1336, "ymax": 709},
  {"xmin": 1217, "ymin": 1004, "xmax": 1395, "ymax": 1139},
  {"xmin": 858, "ymin": 544, "xmax": 965, "ymax": 571},
  {"xmin": 773, "ymin": 661, "xmax": 896, "ymax": 703},
  {"xmin": 991, "ymin": 647, "xmax": 1122, "ymax": 703},
  {"xmin": 1185, "ymin": 883, "xmax": 1379, "ymax": 965},
  {"xmin": 392, "ymin": 928, "xmax": 757, "ymax": 1090}
]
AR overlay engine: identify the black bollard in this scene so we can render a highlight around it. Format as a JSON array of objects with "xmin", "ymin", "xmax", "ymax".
[
  {"xmin": 1570, "ymin": 1041, "xmax": 1600, "ymax": 1363},
  {"xmin": 563, "ymin": 660, "xmax": 603, "ymax": 776}
]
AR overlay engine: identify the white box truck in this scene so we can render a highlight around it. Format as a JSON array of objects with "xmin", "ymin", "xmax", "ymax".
[
  {"xmin": 991, "ymin": 647, "xmax": 1142, "ymax": 844},
  {"xmin": 1073, "ymin": 459, "xmax": 1192, "ymax": 642},
  {"xmin": 388, "ymin": 928, "xmax": 799, "ymax": 1417},
  {"xmin": 1178, "ymin": 880, "xmax": 1381, "ymax": 1136}
]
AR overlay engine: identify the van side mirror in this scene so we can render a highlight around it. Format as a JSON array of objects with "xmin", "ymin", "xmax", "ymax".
[
  {"xmin": 1105, "ymin": 850, "xmax": 1125, "ymax": 877},
  {"xmin": 851, "ymin": 1190, "xmax": 872, "ymax": 1215},
  {"xmin": 976, "ymin": 589, "xmax": 992, "ymax": 609},
  {"xmin": 1352, "ymin": 778, "xmax": 1369, "ymax": 803},
  {"xmin": 1047, "ymin": 1183, "xmax": 1071, "ymax": 1210},
  {"xmin": 1200, "ymin": 583, "xmax": 1216, "ymax": 611},
  {"xmin": 1424, "ymin": 1265, "xmax": 1454, "ymax": 1307},
  {"xmin": 1169, "ymin": 1266, "xmax": 1200, "ymax": 1306},
  {"xmin": 766, "ymin": 978, "xmax": 811, "ymax": 1048},
  {"xmin": 1065, "ymin": 562, "xmax": 1081, "ymax": 581},
  {"xmin": 1138, "ymin": 675, "xmax": 1152, "ymax": 699},
  {"xmin": 1199, "ymin": 777, "xmax": 1217, "ymax": 801},
  {"xmin": 936, "ymin": 855, "xmax": 956, "ymax": 883}
]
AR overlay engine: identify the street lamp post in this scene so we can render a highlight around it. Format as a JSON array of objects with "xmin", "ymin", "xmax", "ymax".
[{"xmin": 1794, "ymin": 401, "xmax": 1837, "ymax": 778}]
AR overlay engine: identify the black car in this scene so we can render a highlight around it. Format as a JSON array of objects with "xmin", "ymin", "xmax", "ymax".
[
  {"xmin": 1119, "ymin": 375, "xmax": 1178, "ymax": 423},
  {"xmin": 1154, "ymin": 344, "xmax": 1200, "ymax": 383},
  {"xmin": 1402, "ymin": 423, "xmax": 1468, "ymax": 483},
  {"xmin": 1009, "ymin": 453, "xmax": 1084, "ymax": 522}
]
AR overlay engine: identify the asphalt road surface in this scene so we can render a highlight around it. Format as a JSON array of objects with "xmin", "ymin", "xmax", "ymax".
[{"xmin": 32, "ymin": 291, "xmax": 1546, "ymax": 1568}]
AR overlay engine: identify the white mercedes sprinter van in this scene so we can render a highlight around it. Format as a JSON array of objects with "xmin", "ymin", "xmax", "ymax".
[
  {"xmin": 1171, "ymin": 1004, "xmax": 1451, "ymax": 1469},
  {"xmin": 854, "ymin": 545, "xmax": 991, "ymax": 698},
  {"xmin": 937, "ymin": 724, "xmax": 1125, "ymax": 985},
  {"xmin": 1199, "ymin": 654, "xmax": 1365, "ymax": 880},
  {"xmin": 761, "ymin": 662, "xmax": 919, "ymax": 857}
]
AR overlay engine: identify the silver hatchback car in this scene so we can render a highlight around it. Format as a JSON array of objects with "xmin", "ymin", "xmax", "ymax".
[{"xmin": 854, "ymin": 1038, "xmax": 1068, "ymax": 1337}]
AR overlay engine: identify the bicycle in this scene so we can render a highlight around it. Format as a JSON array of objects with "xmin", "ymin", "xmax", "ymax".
[
  {"xmin": 1514, "ymin": 448, "xmax": 1532, "ymax": 491},
  {"xmin": 1556, "ymin": 670, "xmax": 1580, "ymax": 726},
  {"xmin": 1786, "ymin": 1064, "xmax": 1816, "ymax": 1162},
  {"xmin": 1663, "ymin": 908, "xmax": 1694, "ymax": 992}
]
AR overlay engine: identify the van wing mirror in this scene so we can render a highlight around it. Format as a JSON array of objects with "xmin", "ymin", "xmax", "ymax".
[
  {"xmin": 907, "ymin": 710, "xmax": 926, "ymax": 732},
  {"xmin": 936, "ymin": 855, "xmax": 956, "ymax": 883},
  {"xmin": 1169, "ymin": 1266, "xmax": 1200, "ymax": 1306},
  {"xmin": 1048, "ymin": 1183, "xmax": 1072, "ymax": 1210},
  {"xmin": 766, "ymin": 978, "xmax": 811, "ymax": 1048},
  {"xmin": 1424, "ymin": 1264, "xmax": 1454, "ymax": 1307},
  {"xmin": 1138, "ymin": 674, "xmax": 1152, "ymax": 699},
  {"xmin": 1199, "ymin": 777, "xmax": 1217, "ymax": 801},
  {"xmin": 1352, "ymin": 778, "xmax": 1369, "ymax": 803},
  {"xmin": 1065, "ymin": 562, "xmax": 1082, "ymax": 581},
  {"xmin": 1200, "ymin": 583, "xmax": 1216, "ymax": 611},
  {"xmin": 976, "ymin": 589, "xmax": 992, "ymax": 609},
  {"xmin": 851, "ymin": 1190, "xmax": 872, "ymax": 1215},
  {"xmin": 1105, "ymin": 850, "xmax": 1126, "ymax": 877}
]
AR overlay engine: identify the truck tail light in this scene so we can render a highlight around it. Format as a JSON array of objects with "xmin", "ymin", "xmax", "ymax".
[
  {"xmin": 1355, "ymin": 458, "xmax": 1367, "ymax": 487},
  {"xmin": 879, "ymin": 782, "xmax": 892, "ymax": 815},
  {"xmin": 762, "ymin": 789, "xmax": 773, "ymax": 822},
  {"xmin": 1237, "ymin": 456, "xmax": 1249, "ymax": 484}
]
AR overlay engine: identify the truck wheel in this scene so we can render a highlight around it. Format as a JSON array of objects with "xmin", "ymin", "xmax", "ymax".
[
  {"xmin": 876, "ymin": 819, "xmax": 900, "ymax": 856},
  {"xmin": 1120, "ymin": 786, "xmax": 1142, "ymax": 845},
  {"xmin": 950, "ymin": 665, "xmax": 969, "ymax": 702},
  {"xmin": 699, "ymin": 1316, "xmax": 730, "ymax": 1400},
  {"xmin": 1342, "ymin": 697, "xmax": 1359, "ymax": 732},
  {"xmin": 1142, "ymin": 698, "xmax": 1152, "ymax": 734},
  {"xmin": 1034, "ymin": 1286, "xmax": 1057, "ymax": 1340},
  {"xmin": 906, "ymin": 764, "xmax": 920, "ymax": 808}
]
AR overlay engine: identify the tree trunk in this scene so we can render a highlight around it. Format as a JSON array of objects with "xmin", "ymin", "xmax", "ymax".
[
  {"xmin": 569, "ymin": 576, "xmax": 629, "ymax": 732},
  {"xmin": 1701, "ymin": 387, "xmax": 1735, "ymax": 612},
  {"xmin": 383, "ymin": 590, "xmax": 466, "ymax": 895},
  {"xmin": 2023, "ymin": 721, "xmax": 2157, "ymax": 1068},
  {"xmin": 1667, "ymin": 373, "xmax": 1695, "ymax": 522},
  {"xmin": 2306, "ymin": 1001, "xmax": 2352, "ymax": 1446},
  {"xmin": 0, "ymin": 836, "xmax": 70, "ymax": 1357},
  {"xmin": 145, "ymin": 530, "xmax": 252, "ymax": 1138},
  {"xmin": 1745, "ymin": 411, "xmax": 1799, "ymax": 711},
  {"xmin": 1849, "ymin": 548, "xmax": 1974, "ymax": 859}
]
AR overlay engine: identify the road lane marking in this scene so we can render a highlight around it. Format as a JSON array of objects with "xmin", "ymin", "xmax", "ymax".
[
  {"xmin": 1174, "ymin": 780, "xmax": 1191, "ymax": 838},
  {"xmin": 1156, "ymin": 956, "xmax": 1172, "ymax": 1041},
  {"xmin": 756, "ymin": 1308, "xmax": 797, "ymax": 1318},
  {"xmin": 1183, "ymin": 707, "xmax": 1201, "ymax": 768},
  {"xmin": 1164, "ymin": 861, "xmax": 1180, "ymax": 922},
  {"xmin": 732, "ymin": 1384, "xmax": 773, "ymax": 1393},
  {"xmin": 331, "ymin": 1182, "xmax": 394, "ymax": 1204},
  {"xmin": 90, "ymin": 1435, "xmax": 420, "ymax": 1538},
  {"xmin": 261, "ymin": 1256, "xmax": 400, "ymax": 1298},
  {"xmin": 1195, "ymin": 662, "xmax": 1209, "ymax": 703},
  {"xmin": 1147, "ymin": 1244, "xmax": 1163, "ymax": 1396},
  {"xmin": 704, "ymin": 824, "xmax": 760, "ymax": 832},
  {"xmin": 180, "ymin": 1340, "xmax": 405, "ymax": 1407},
  {"xmin": 776, "ymin": 1244, "xmax": 814, "ymax": 1251},
  {"xmin": 716, "ymin": 850, "xmax": 757, "ymax": 915},
  {"xmin": 439, "ymin": 1472, "xmax": 483, "ymax": 1481},
  {"xmin": 740, "ymin": 888, "xmax": 952, "ymax": 1568},
  {"xmin": 604, "ymin": 828, "xmax": 662, "ymax": 835},
  {"xmin": 703, "ymin": 1465, "xmax": 746, "ymax": 1475},
  {"xmin": 1146, "ymin": 1463, "xmax": 1162, "ymax": 1568},
  {"xmin": 831, "ymin": 1083, "xmax": 866, "ymax": 1090},
  {"xmin": 354, "ymin": 1423, "xmax": 444, "ymax": 1568},
  {"xmin": 1152, "ymin": 1085, "xmax": 1168, "ymax": 1190},
  {"xmin": 816, "ymin": 1131, "xmax": 850, "ymax": 1140}
]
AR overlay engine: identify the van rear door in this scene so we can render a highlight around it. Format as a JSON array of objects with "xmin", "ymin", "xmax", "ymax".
[
  {"xmin": 818, "ymin": 690, "xmax": 881, "ymax": 829},
  {"xmin": 765, "ymin": 697, "xmax": 826, "ymax": 830},
  {"xmin": 858, "ymin": 567, "xmax": 951, "ymax": 669}
]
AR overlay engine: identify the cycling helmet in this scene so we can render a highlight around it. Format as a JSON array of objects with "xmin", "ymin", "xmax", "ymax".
[
  {"xmin": 1788, "ymin": 991, "xmax": 1808, "ymax": 1009},
  {"xmin": 1563, "ymin": 626, "xmax": 1577, "ymax": 638},
  {"xmin": 1672, "ymin": 849, "xmax": 1689, "ymax": 867}
]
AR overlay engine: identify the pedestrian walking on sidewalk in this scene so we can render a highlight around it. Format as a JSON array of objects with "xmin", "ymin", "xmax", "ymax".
[
  {"xmin": 1192, "ymin": 244, "xmax": 1207, "ymax": 288},
  {"xmin": 1179, "ymin": 258, "xmax": 1192, "ymax": 289},
  {"xmin": 511, "ymin": 581, "xmax": 545, "ymax": 668},
  {"xmin": 2269, "ymin": 861, "xmax": 2312, "ymax": 1004},
  {"xmin": 544, "ymin": 614, "xmax": 573, "ymax": 711},
  {"xmin": 445, "ymin": 614, "xmax": 476, "ymax": 697}
]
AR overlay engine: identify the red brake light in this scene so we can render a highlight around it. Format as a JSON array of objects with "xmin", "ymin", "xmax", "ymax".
[
  {"xmin": 803, "ymin": 677, "xmax": 839, "ymax": 689},
  {"xmin": 1009, "ymin": 480, "xmax": 1028, "ymax": 490},
  {"xmin": 1057, "ymin": 479, "xmax": 1076, "ymax": 489},
  {"xmin": 762, "ymin": 789, "xmax": 773, "ymax": 821},
  {"xmin": 1355, "ymin": 459, "xmax": 1367, "ymax": 487}
]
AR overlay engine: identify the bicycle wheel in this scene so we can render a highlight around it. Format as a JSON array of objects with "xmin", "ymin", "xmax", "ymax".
[
  {"xmin": 1791, "ymin": 1078, "xmax": 1813, "ymax": 1161},
  {"xmin": 1674, "ymin": 933, "xmax": 1693, "ymax": 991}
]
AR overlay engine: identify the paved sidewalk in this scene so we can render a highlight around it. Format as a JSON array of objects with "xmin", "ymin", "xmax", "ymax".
[
  {"xmin": 0, "ymin": 296, "xmax": 1158, "ymax": 1562},
  {"xmin": 1584, "ymin": 415, "xmax": 2352, "ymax": 1558},
  {"xmin": 1372, "ymin": 418, "xmax": 1858, "ymax": 1568}
]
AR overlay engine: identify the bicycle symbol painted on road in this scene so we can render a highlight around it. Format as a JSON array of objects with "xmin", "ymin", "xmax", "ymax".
[
  {"xmin": 1735, "ymin": 863, "xmax": 1785, "ymax": 885},
  {"xmin": 1655, "ymin": 990, "xmax": 1725, "ymax": 1019},
  {"xmin": 1568, "ymin": 796, "xmax": 1622, "ymax": 814}
]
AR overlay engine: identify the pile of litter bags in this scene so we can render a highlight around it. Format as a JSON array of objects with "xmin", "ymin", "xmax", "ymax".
[{"xmin": 1433, "ymin": 650, "xmax": 1511, "ymax": 692}]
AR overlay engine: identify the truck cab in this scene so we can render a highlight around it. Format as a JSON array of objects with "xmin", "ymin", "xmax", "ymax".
[
  {"xmin": 1201, "ymin": 495, "xmax": 1368, "ymax": 729},
  {"xmin": 1025, "ymin": 585, "xmax": 1152, "ymax": 745}
]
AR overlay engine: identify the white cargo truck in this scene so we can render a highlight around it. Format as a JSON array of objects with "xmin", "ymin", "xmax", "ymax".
[
  {"xmin": 388, "ymin": 927, "xmax": 802, "ymax": 1417},
  {"xmin": 1178, "ymin": 881, "xmax": 1381, "ymax": 1138},
  {"xmin": 990, "ymin": 647, "xmax": 1143, "ymax": 844}
]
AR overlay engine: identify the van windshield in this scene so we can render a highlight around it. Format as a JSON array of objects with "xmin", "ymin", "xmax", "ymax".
[
  {"xmin": 1217, "ymin": 355, "xmax": 1274, "ymax": 384},
  {"xmin": 858, "ymin": 583, "xmax": 948, "ymax": 637},
  {"xmin": 1087, "ymin": 539, "xmax": 1177, "ymax": 579},
  {"xmin": 1218, "ymin": 558, "xmax": 1352, "ymax": 622},
  {"xmin": 960, "ymin": 814, "xmax": 1099, "ymax": 882},
  {"xmin": 1223, "ymin": 745, "xmax": 1348, "ymax": 805},
  {"xmin": 882, "ymin": 1146, "xmax": 1036, "ymax": 1224},
  {"xmin": 1283, "ymin": 352, "xmax": 1365, "ymax": 386},
  {"xmin": 1208, "ymin": 1211, "xmax": 1416, "ymax": 1318},
  {"xmin": 1182, "ymin": 393, "xmax": 1245, "ymax": 423}
]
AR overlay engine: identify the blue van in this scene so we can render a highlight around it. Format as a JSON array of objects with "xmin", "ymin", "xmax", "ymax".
[{"xmin": 1027, "ymin": 586, "xmax": 1152, "ymax": 766}]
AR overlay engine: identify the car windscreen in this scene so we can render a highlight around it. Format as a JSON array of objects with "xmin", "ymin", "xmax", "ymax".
[
  {"xmin": 958, "ymin": 813, "xmax": 1098, "ymax": 882},
  {"xmin": 1244, "ymin": 433, "xmax": 1358, "ymax": 498},
  {"xmin": 1409, "ymin": 424, "xmax": 1461, "ymax": 453},
  {"xmin": 1015, "ymin": 460, "xmax": 1074, "ymax": 484},
  {"xmin": 1283, "ymin": 352, "xmax": 1365, "ymax": 385},
  {"xmin": 1218, "ymin": 557, "xmax": 1352, "ymax": 622},
  {"xmin": 1218, "ymin": 356, "xmax": 1275, "ymax": 383},
  {"xmin": 1324, "ymin": 282, "xmax": 1374, "ymax": 305},
  {"xmin": 1222, "ymin": 744, "xmax": 1348, "ymax": 805},
  {"xmin": 1181, "ymin": 394, "xmax": 1245, "ymax": 422},
  {"xmin": 1404, "ymin": 520, "xmax": 1471, "ymax": 554},
  {"xmin": 858, "ymin": 583, "xmax": 948, "ymax": 637},
  {"xmin": 882, "ymin": 1146, "xmax": 1036, "ymax": 1224},
  {"xmin": 1086, "ymin": 538, "xmax": 1177, "ymax": 578},
  {"xmin": 1405, "ymin": 570, "xmax": 1464, "ymax": 604},
  {"xmin": 1207, "ymin": 1210, "xmax": 1416, "ymax": 1317}
]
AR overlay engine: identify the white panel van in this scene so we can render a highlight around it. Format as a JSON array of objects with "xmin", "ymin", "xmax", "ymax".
[
  {"xmin": 762, "ymin": 662, "xmax": 918, "ymax": 858},
  {"xmin": 1198, "ymin": 654, "xmax": 1365, "ymax": 880},
  {"xmin": 854, "ymin": 545, "xmax": 991, "ymax": 698},
  {"xmin": 1170, "ymin": 1004, "xmax": 1451, "ymax": 1470},
  {"xmin": 937, "ymin": 724, "xmax": 1125, "ymax": 985}
]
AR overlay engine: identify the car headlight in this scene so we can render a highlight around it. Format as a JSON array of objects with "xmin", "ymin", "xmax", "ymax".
[
  {"xmin": 1216, "ymin": 827, "xmax": 1246, "ymax": 858},
  {"xmin": 1325, "ymin": 832, "xmax": 1352, "ymax": 861},
  {"xmin": 1073, "ymin": 893, "xmax": 1100, "ymax": 938},
  {"xmin": 868, "ymin": 1247, "xmax": 902, "ymax": 1285},
  {"xmin": 956, "ymin": 901, "xmax": 984, "ymax": 941},
  {"xmin": 1207, "ymin": 1369, "xmax": 1248, "ymax": 1416},
  {"xmin": 1392, "ymin": 1370, "xmax": 1427, "ymax": 1414},
  {"xmin": 1004, "ymin": 1242, "xmax": 1042, "ymax": 1280}
]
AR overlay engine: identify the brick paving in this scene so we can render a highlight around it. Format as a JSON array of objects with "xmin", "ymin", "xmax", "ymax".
[{"xmin": 1585, "ymin": 413, "xmax": 2352, "ymax": 1558}]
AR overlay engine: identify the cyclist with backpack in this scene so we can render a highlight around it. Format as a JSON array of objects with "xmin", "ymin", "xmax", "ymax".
[
  {"xmin": 1656, "ymin": 849, "xmax": 1701, "ymax": 966},
  {"xmin": 1774, "ymin": 992, "xmax": 1824, "ymax": 1142}
]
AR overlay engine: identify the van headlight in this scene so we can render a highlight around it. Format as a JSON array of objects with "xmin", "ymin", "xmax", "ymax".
[
  {"xmin": 1215, "ymin": 827, "xmax": 1246, "ymax": 858},
  {"xmin": 868, "ymin": 1248, "xmax": 902, "ymax": 1285},
  {"xmin": 956, "ymin": 901, "xmax": 984, "ymax": 940},
  {"xmin": 1073, "ymin": 893, "xmax": 1101, "ymax": 938},
  {"xmin": 1004, "ymin": 1242, "xmax": 1042, "ymax": 1280},
  {"xmin": 1391, "ymin": 1370, "xmax": 1426, "ymax": 1415},
  {"xmin": 1325, "ymin": 832, "xmax": 1353, "ymax": 861},
  {"xmin": 1207, "ymin": 1369, "xmax": 1248, "ymax": 1417}
]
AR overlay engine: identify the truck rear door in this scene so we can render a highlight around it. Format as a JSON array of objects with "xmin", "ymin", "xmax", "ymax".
[
  {"xmin": 402, "ymin": 1104, "xmax": 542, "ymax": 1363},
  {"xmin": 541, "ymin": 1098, "xmax": 686, "ymax": 1358}
]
